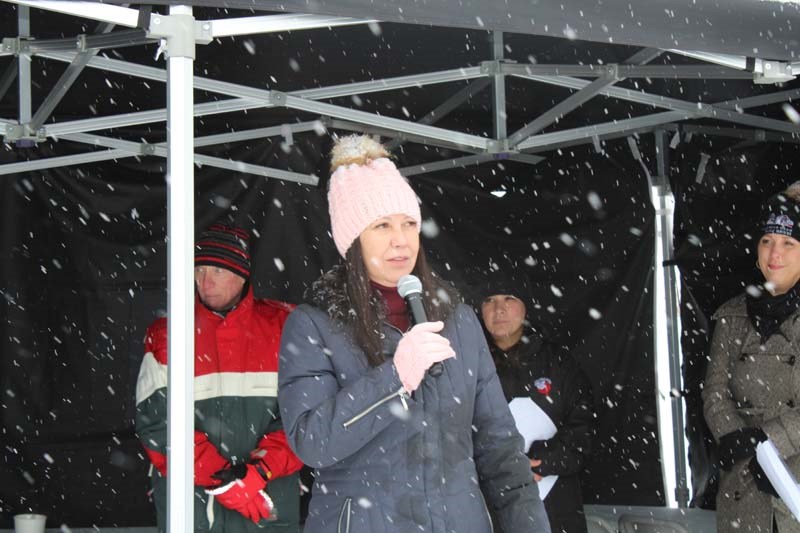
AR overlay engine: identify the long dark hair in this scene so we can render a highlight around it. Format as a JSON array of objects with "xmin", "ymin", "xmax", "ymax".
[{"xmin": 338, "ymin": 240, "xmax": 458, "ymax": 367}]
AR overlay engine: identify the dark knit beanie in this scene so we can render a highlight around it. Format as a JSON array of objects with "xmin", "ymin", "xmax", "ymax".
[
  {"xmin": 760, "ymin": 182, "xmax": 800, "ymax": 241},
  {"xmin": 484, "ymin": 261, "xmax": 530, "ymax": 300},
  {"xmin": 195, "ymin": 224, "xmax": 251, "ymax": 279},
  {"xmin": 464, "ymin": 254, "xmax": 531, "ymax": 307}
]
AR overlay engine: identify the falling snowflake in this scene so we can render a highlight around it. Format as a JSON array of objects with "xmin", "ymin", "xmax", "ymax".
[{"xmin": 421, "ymin": 219, "xmax": 440, "ymax": 238}]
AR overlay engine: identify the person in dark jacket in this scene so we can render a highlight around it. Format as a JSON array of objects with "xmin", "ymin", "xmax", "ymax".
[
  {"xmin": 277, "ymin": 135, "xmax": 550, "ymax": 533},
  {"xmin": 135, "ymin": 224, "xmax": 304, "ymax": 532},
  {"xmin": 479, "ymin": 268, "xmax": 593, "ymax": 533}
]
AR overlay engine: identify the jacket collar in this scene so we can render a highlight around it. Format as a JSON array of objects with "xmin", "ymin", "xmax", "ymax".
[
  {"xmin": 307, "ymin": 264, "xmax": 359, "ymax": 322},
  {"xmin": 195, "ymin": 286, "xmax": 254, "ymax": 324},
  {"xmin": 491, "ymin": 326, "xmax": 544, "ymax": 362},
  {"xmin": 743, "ymin": 310, "xmax": 800, "ymax": 350}
]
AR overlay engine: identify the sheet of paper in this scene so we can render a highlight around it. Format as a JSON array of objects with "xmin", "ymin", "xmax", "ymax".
[
  {"xmin": 756, "ymin": 439, "xmax": 800, "ymax": 520},
  {"xmin": 536, "ymin": 475, "xmax": 558, "ymax": 500},
  {"xmin": 508, "ymin": 397, "xmax": 559, "ymax": 499}
]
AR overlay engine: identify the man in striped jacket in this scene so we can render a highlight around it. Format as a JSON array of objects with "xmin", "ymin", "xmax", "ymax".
[{"xmin": 135, "ymin": 223, "xmax": 303, "ymax": 532}]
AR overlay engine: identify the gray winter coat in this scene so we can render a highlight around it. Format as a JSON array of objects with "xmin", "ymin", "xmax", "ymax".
[
  {"xmin": 278, "ymin": 292, "xmax": 550, "ymax": 533},
  {"xmin": 703, "ymin": 294, "xmax": 800, "ymax": 533}
]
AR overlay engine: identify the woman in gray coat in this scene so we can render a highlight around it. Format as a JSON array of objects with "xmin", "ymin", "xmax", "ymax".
[
  {"xmin": 703, "ymin": 182, "xmax": 800, "ymax": 533},
  {"xmin": 278, "ymin": 135, "xmax": 550, "ymax": 533}
]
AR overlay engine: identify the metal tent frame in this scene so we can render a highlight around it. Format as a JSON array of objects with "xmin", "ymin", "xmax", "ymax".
[{"xmin": 2, "ymin": 1, "xmax": 800, "ymax": 528}]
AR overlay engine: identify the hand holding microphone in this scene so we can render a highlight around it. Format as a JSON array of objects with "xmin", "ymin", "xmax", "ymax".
[
  {"xmin": 397, "ymin": 274, "xmax": 447, "ymax": 377},
  {"xmin": 394, "ymin": 321, "xmax": 455, "ymax": 393}
]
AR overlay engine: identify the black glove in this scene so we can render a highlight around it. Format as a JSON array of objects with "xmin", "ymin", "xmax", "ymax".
[
  {"xmin": 211, "ymin": 462, "xmax": 250, "ymax": 485},
  {"xmin": 748, "ymin": 456, "xmax": 778, "ymax": 497},
  {"xmin": 717, "ymin": 427, "xmax": 767, "ymax": 471}
]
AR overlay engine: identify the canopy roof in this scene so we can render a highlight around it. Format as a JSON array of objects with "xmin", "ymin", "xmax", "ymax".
[
  {"xmin": 109, "ymin": 0, "xmax": 800, "ymax": 60},
  {"xmin": 1, "ymin": 0, "xmax": 799, "ymax": 180}
]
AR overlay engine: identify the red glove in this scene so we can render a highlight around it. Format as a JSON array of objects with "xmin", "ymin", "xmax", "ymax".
[
  {"xmin": 250, "ymin": 430, "xmax": 304, "ymax": 480},
  {"xmin": 141, "ymin": 431, "xmax": 229, "ymax": 488},
  {"xmin": 195, "ymin": 432, "xmax": 229, "ymax": 487},
  {"xmin": 206, "ymin": 464, "xmax": 274, "ymax": 524}
]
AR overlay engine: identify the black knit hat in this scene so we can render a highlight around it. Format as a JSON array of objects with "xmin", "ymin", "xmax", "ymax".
[
  {"xmin": 484, "ymin": 260, "xmax": 530, "ymax": 300},
  {"xmin": 464, "ymin": 254, "xmax": 531, "ymax": 307},
  {"xmin": 195, "ymin": 224, "xmax": 251, "ymax": 279},
  {"xmin": 760, "ymin": 182, "xmax": 800, "ymax": 241}
]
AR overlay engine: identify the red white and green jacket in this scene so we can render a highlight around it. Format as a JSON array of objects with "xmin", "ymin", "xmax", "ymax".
[{"xmin": 135, "ymin": 288, "xmax": 303, "ymax": 532}]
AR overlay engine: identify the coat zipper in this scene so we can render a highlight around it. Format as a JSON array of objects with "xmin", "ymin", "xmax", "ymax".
[
  {"xmin": 343, "ymin": 386, "xmax": 408, "ymax": 428},
  {"xmin": 342, "ymin": 323, "xmax": 410, "ymax": 428},
  {"xmin": 479, "ymin": 490, "xmax": 494, "ymax": 533},
  {"xmin": 337, "ymin": 497, "xmax": 352, "ymax": 533}
]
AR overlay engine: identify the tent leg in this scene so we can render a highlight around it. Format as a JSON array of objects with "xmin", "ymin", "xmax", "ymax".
[
  {"xmin": 651, "ymin": 130, "xmax": 690, "ymax": 508},
  {"xmin": 491, "ymin": 31, "xmax": 507, "ymax": 141},
  {"xmin": 16, "ymin": 5, "xmax": 32, "ymax": 148},
  {"xmin": 161, "ymin": 5, "xmax": 196, "ymax": 533}
]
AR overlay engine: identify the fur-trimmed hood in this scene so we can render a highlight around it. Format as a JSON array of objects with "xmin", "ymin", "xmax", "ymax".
[
  {"xmin": 305, "ymin": 263, "xmax": 355, "ymax": 323},
  {"xmin": 306, "ymin": 263, "xmax": 460, "ymax": 324}
]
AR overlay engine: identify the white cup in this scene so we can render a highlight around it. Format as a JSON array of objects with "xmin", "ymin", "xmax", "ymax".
[{"xmin": 13, "ymin": 513, "xmax": 46, "ymax": 533}]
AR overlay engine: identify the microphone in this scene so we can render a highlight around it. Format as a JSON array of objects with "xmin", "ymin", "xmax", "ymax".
[{"xmin": 397, "ymin": 274, "xmax": 443, "ymax": 377}]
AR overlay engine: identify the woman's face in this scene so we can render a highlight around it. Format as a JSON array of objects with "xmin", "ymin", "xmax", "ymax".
[
  {"xmin": 481, "ymin": 294, "xmax": 526, "ymax": 343},
  {"xmin": 758, "ymin": 232, "xmax": 800, "ymax": 295},
  {"xmin": 358, "ymin": 213, "xmax": 420, "ymax": 287}
]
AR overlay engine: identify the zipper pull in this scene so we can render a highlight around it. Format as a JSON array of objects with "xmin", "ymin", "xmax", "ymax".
[{"xmin": 398, "ymin": 387, "xmax": 409, "ymax": 411}]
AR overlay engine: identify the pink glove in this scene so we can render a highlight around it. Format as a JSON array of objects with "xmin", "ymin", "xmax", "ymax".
[
  {"xmin": 206, "ymin": 463, "xmax": 274, "ymax": 524},
  {"xmin": 394, "ymin": 321, "xmax": 455, "ymax": 393}
]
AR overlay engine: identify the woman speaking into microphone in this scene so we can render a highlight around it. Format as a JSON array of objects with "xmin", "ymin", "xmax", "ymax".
[{"xmin": 277, "ymin": 135, "xmax": 550, "ymax": 533}]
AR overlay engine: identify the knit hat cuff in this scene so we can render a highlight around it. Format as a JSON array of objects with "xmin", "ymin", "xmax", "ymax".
[
  {"xmin": 761, "ymin": 194, "xmax": 800, "ymax": 242},
  {"xmin": 195, "ymin": 224, "xmax": 251, "ymax": 279}
]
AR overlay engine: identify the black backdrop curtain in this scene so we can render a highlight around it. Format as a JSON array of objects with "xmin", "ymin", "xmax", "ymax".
[{"xmin": 0, "ymin": 134, "xmax": 664, "ymax": 527}]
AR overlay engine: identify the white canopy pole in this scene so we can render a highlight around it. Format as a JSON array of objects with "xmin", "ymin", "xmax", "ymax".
[
  {"xmin": 161, "ymin": 5, "xmax": 196, "ymax": 532},
  {"xmin": 650, "ymin": 131, "xmax": 691, "ymax": 508}
]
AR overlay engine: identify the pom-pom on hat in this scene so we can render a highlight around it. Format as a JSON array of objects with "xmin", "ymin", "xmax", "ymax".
[
  {"xmin": 327, "ymin": 135, "xmax": 421, "ymax": 257},
  {"xmin": 760, "ymin": 181, "xmax": 800, "ymax": 242},
  {"xmin": 195, "ymin": 224, "xmax": 251, "ymax": 279}
]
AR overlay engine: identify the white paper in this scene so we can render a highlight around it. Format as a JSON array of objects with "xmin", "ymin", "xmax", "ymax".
[
  {"xmin": 508, "ymin": 397, "xmax": 559, "ymax": 499},
  {"xmin": 756, "ymin": 439, "xmax": 800, "ymax": 520}
]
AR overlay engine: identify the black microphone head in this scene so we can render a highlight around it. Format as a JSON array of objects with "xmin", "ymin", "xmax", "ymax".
[{"xmin": 397, "ymin": 274, "xmax": 423, "ymax": 298}]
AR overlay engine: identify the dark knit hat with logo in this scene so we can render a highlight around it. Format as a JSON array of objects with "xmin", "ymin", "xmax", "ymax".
[
  {"xmin": 195, "ymin": 224, "xmax": 251, "ymax": 279},
  {"xmin": 760, "ymin": 181, "xmax": 800, "ymax": 241}
]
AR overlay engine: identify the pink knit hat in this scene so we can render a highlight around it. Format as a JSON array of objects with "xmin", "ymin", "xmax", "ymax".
[{"xmin": 328, "ymin": 136, "xmax": 421, "ymax": 257}]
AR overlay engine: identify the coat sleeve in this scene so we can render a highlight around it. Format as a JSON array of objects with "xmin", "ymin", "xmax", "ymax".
[
  {"xmin": 761, "ymin": 403, "xmax": 800, "ymax": 460},
  {"xmin": 702, "ymin": 315, "xmax": 749, "ymax": 440},
  {"xmin": 277, "ymin": 306, "xmax": 409, "ymax": 469},
  {"xmin": 461, "ymin": 306, "xmax": 551, "ymax": 533},
  {"xmin": 529, "ymin": 353, "xmax": 594, "ymax": 477},
  {"xmin": 134, "ymin": 319, "xmax": 228, "ymax": 487},
  {"xmin": 250, "ymin": 304, "xmax": 305, "ymax": 480}
]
